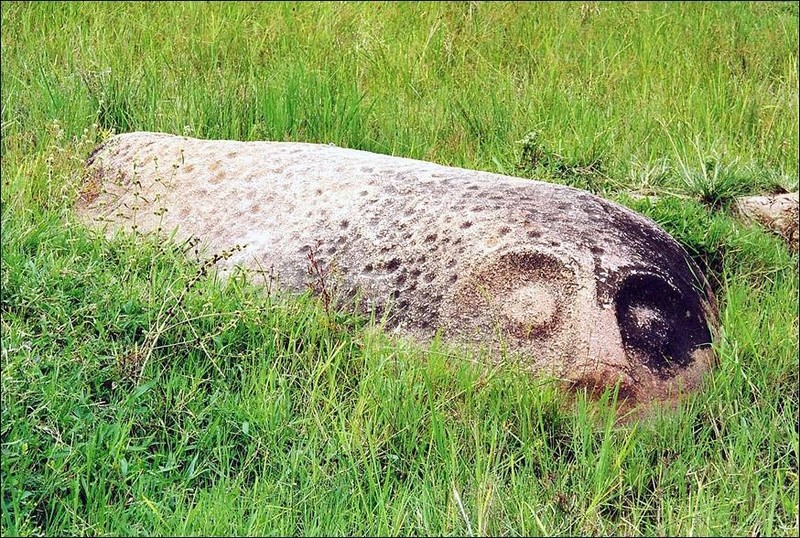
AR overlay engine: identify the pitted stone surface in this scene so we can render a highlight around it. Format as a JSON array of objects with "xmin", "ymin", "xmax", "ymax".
[
  {"xmin": 734, "ymin": 192, "xmax": 799, "ymax": 252},
  {"xmin": 77, "ymin": 132, "xmax": 719, "ymax": 408}
]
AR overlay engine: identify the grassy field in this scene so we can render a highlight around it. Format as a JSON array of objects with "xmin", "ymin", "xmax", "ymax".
[{"xmin": 1, "ymin": 1, "xmax": 798, "ymax": 535}]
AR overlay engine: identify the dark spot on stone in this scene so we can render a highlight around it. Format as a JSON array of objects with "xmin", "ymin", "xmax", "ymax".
[
  {"xmin": 337, "ymin": 236, "xmax": 346, "ymax": 245},
  {"xmin": 395, "ymin": 273, "xmax": 407, "ymax": 286},
  {"xmin": 340, "ymin": 219, "xmax": 349, "ymax": 229},
  {"xmin": 460, "ymin": 221, "xmax": 473, "ymax": 229},
  {"xmin": 424, "ymin": 233, "xmax": 438, "ymax": 243},
  {"xmin": 472, "ymin": 206, "xmax": 485, "ymax": 212},
  {"xmin": 410, "ymin": 269, "xmax": 422, "ymax": 277},
  {"xmin": 615, "ymin": 273, "xmax": 711, "ymax": 378},
  {"xmin": 448, "ymin": 274, "xmax": 458, "ymax": 283},
  {"xmin": 364, "ymin": 263, "xmax": 374, "ymax": 272},
  {"xmin": 499, "ymin": 226, "xmax": 511, "ymax": 236},
  {"xmin": 360, "ymin": 190, "xmax": 369, "ymax": 196},
  {"xmin": 402, "ymin": 232, "xmax": 413, "ymax": 240},
  {"xmin": 361, "ymin": 167, "xmax": 373, "ymax": 173},
  {"xmin": 467, "ymin": 185, "xmax": 479, "ymax": 190},
  {"xmin": 327, "ymin": 246, "xmax": 336, "ymax": 255},
  {"xmin": 549, "ymin": 241, "xmax": 559, "ymax": 247},
  {"xmin": 386, "ymin": 258, "xmax": 401, "ymax": 272},
  {"xmin": 391, "ymin": 290, "xmax": 400, "ymax": 299},
  {"xmin": 417, "ymin": 255, "xmax": 427, "ymax": 264},
  {"xmin": 527, "ymin": 230, "xmax": 542, "ymax": 238},
  {"xmin": 590, "ymin": 246, "xmax": 604, "ymax": 255},
  {"xmin": 446, "ymin": 259, "xmax": 456, "ymax": 268}
]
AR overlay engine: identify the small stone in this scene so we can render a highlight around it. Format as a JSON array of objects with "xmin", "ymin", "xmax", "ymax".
[{"xmin": 734, "ymin": 192, "xmax": 799, "ymax": 252}]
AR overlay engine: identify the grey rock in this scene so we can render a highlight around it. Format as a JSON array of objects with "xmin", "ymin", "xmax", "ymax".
[
  {"xmin": 77, "ymin": 132, "xmax": 719, "ymax": 410},
  {"xmin": 734, "ymin": 192, "xmax": 799, "ymax": 252}
]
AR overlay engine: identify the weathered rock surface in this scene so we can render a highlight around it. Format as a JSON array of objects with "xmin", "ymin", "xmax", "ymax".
[
  {"xmin": 77, "ymin": 132, "xmax": 719, "ymax": 409},
  {"xmin": 734, "ymin": 192, "xmax": 799, "ymax": 252}
]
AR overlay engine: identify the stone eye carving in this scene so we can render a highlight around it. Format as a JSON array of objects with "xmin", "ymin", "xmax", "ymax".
[
  {"xmin": 449, "ymin": 251, "xmax": 578, "ymax": 341},
  {"xmin": 504, "ymin": 283, "xmax": 559, "ymax": 335},
  {"xmin": 614, "ymin": 273, "xmax": 712, "ymax": 379}
]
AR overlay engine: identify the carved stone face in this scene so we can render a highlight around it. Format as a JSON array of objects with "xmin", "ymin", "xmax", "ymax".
[
  {"xmin": 440, "ymin": 184, "xmax": 717, "ymax": 408},
  {"xmin": 447, "ymin": 246, "xmax": 715, "ymax": 407},
  {"xmin": 77, "ymin": 132, "xmax": 719, "ymax": 411}
]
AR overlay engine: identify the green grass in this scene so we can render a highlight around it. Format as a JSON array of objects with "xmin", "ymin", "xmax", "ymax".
[{"xmin": 1, "ymin": 1, "xmax": 798, "ymax": 535}]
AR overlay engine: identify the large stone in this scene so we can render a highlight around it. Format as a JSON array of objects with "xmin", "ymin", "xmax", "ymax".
[{"xmin": 77, "ymin": 132, "xmax": 719, "ymax": 409}]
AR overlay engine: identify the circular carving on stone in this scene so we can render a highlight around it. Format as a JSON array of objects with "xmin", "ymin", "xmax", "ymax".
[
  {"xmin": 614, "ymin": 272, "xmax": 712, "ymax": 378},
  {"xmin": 451, "ymin": 251, "xmax": 578, "ymax": 341}
]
